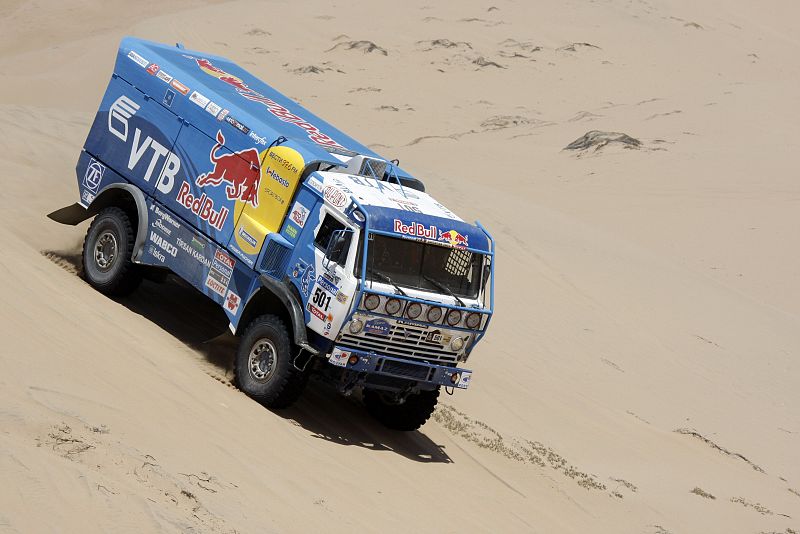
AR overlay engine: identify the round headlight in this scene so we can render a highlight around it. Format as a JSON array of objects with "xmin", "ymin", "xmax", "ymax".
[
  {"xmin": 385, "ymin": 298, "xmax": 402, "ymax": 316},
  {"xmin": 364, "ymin": 294, "xmax": 380, "ymax": 311},
  {"xmin": 446, "ymin": 309, "xmax": 462, "ymax": 327},
  {"xmin": 465, "ymin": 312, "xmax": 482, "ymax": 330},
  {"xmin": 450, "ymin": 336, "xmax": 465, "ymax": 351},
  {"xmin": 349, "ymin": 318, "xmax": 364, "ymax": 334},
  {"xmin": 427, "ymin": 306, "xmax": 443, "ymax": 323},
  {"xmin": 406, "ymin": 302, "xmax": 423, "ymax": 320}
]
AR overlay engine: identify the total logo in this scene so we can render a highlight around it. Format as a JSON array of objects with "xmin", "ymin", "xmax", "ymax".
[{"xmin": 108, "ymin": 95, "xmax": 180, "ymax": 195}]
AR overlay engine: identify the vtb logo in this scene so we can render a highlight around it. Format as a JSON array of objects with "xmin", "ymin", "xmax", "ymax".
[
  {"xmin": 107, "ymin": 95, "xmax": 180, "ymax": 195},
  {"xmin": 196, "ymin": 130, "xmax": 261, "ymax": 207}
]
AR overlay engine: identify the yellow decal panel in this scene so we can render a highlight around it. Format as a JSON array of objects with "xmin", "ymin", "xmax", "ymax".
[{"xmin": 233, "ymin": 145, "xmax": 305, "ymax": 254}]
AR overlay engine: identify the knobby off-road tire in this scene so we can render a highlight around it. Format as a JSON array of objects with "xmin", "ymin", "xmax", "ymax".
[
  {"xmin": 363, "ymin": 387, "xmax": 440, "ymax": 431},
  {"xmin": 234, "ymin": 315, "xmax": 308, "ymax": 409},
  {"xmin": 82, "ymin": 207, "xmax": 142, "ymax": 296}
]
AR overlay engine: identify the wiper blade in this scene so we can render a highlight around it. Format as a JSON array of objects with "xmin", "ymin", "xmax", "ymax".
[
  {"xmin": 373, "ymin": 271, "xmax": 406, "ymax": 296},
  {"xmin": 423, "ymin": 275, "xmax": 464, "ymax": 307}
]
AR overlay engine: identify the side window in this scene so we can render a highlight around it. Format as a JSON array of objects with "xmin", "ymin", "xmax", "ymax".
[{"xmin": 314, "ymin": 213, "xmax": 345, "ymax": 250}]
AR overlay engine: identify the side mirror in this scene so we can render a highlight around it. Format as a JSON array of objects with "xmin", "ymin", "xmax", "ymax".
[{"xmin": 324, "ymin": 228, "xmax": 353, "ymax": 270}]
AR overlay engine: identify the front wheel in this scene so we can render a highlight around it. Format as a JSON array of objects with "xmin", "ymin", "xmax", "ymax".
[
  {"xmin": 234, "ymin": 315, "xmax": 307, "ymax": 408},
  {"xmin": 363, "ymin": 387, "xmax": 440, "ymax": 431},
  {"xmin": 82, "ymin": 206, "xmax": 141, "ymax": 296}
]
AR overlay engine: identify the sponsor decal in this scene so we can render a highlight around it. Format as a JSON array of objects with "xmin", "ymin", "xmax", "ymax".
[
  {"xmin": 186, "ymin": 56, "xmax": 348, "ymax": 151},
  {"xmin": 237, "ymin": 226, "xmax": 258, "ymax": 248},
  {"xmin": 83, "ymin": 159, "xmax": 105, "ymax": 193},
  {"xmin": 205, "ymin": 249, "xmax": 235, "ymax": 297},
  {"xmin": 285, "ymin": 224, "xmax": 298, "ymax": 239},
  {"xmin": 176, "ymin": 181, "xmax": 229, "ymax": 231},
  {"xmin": 248, "ymin": 131, "xmax": 267, "ymax": 145},
  {"xmin": 457, "ymin": 371, "xmax": 472, "ymax": 389},
  {"xmin": 205, "ymin": 101, "xmax": 222, "ymax": 117},
  {"xmin": 268, "ymin": 151, "xmax": 299, "ymax": 175},
  {"xmin": 364, "ymin": 319, "xmax": 391, "ymax": 336},
  {"xmin": 307, "ymin": 302, "xmax": 326, "ymax": 321},
  {"xmin": 146, "ymin": 63, "xmax": 160, "ymax": 75},
  {"xmin": 127, "ymin": 50, "xmax": 148, "ymax": 67},
  {"xmin": 336, "ymin": 292, "xmax": 349, "ymax": 304},
  {"xmin": 81, "ymin": 190, "xmax": 95, "ymax": 205},
  {"xmin": 156, "ymin": 70, "xmax": 173, "ymax": 84},
  {"xmin": 307, "ymin": 176, "xmax": 324, "ymax": 194},
  {"xmin": 189, "ymin": 90, "xmax": 210, "ymax": 108},
  {"xmin": 225, "ymin": 290, "xmax": 241, "ymax": 314},
  {"xmin": 163, "ymin": 89, "xmax": 175, "ymax": 108},
  {"xmin": 196, "ymin": 130, "xmax": 261, "ymax": 207},
  {"xmin": 152, "ymin": 219, "xmax": 172, "ymax": 236},
  {"xmin": 217, "ymin": 109, "xmax": 229, "ymax": 121},
  {"xmin": 149, "ymin": 231, "xmax": 178, "ymax": 258},
  {"xmin": 224, "ymin": 115, "xmax": 250, "ymax": 135},
  {"xmin": 171, "ymin": 79, "xmax": 190, "ymax": 95},
  {"xmin": 324, "ymin": 185, "xmax": 347, "ymax": 208},
  {"xmin": 317, "ymin": 275, "xmax": 338, "ymax": 295},
  {"xmin": 265, "ymin": 166, "xmax": 289, "ymax": 188},
  {"xmin": 153, "ymin": 204, "xmax": 180, "ymax": 229},
  {"xmin": 289, "ymin": 202, "xmax": 309, "ymax": 228},
  {"xmin": 108, "ymin": 95, "xmax": 140, "ymax": 142},
  {"xmin": 393, "ymin": 219, "xmax": 437, "ymax": 240},
  {"xmin": 108, "ymin": 95, "xmax": 179, "ymax": 194},
  {"xmin": 439, "ymin": 229, "xmax": 469, "ymax": 249},
  {"xmin": 425, "ymin": 330, "xmax": 452, "ymax": 345},
  {"xmin": 329, "ymin": 349, "xmax": 350, "ymax": 367},
  {"xmin": 393, "ymin": 198, "xmax": 422, "ymax": 213},
  {"xmin": 300, "ymin": 264, "xmax": 315, "ymax": 296},
  {"xmin": 176, "ymin": 236, "xmax": 211, "ymax": 267}
]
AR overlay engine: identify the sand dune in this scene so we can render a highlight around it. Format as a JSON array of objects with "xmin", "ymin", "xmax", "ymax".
[{"xmin": 1, "ymin": 0, "xmax": 799, "ymax": 532}]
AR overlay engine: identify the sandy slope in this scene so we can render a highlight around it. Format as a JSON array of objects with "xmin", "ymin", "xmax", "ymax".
[{"xmin": 1, "ymin": 0, "xmax": 799, "ymax": 532}]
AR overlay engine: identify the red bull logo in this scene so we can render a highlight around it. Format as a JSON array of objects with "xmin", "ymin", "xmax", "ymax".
[
  {"xmin": 439, "ymin": 230, "xmax": 469, "ymax": 249},
  {"xmin": 196, "ymin": 130, "xmax": 261, "ymax": 207}
]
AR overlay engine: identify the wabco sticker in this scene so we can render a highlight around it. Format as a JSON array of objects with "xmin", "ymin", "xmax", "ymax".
[
  {"xmin": 205, "ymin": 249, "xmax": 235, "ymax": 297},
  {"xmin": 225, "ymin": 290, "xmax": 241, "ymax": 314},
  {"xmin": 171, "ymin": 79, "xmax": 190, "ymax": 95},
  {"xmin": 146, "ymin": 63, "xmax": 160, "ymax": 75},
  {"xmin": 364, "ymin": 319, "xmax": 391, "ymax": 336},
  {"xmin": 329, "ymin": 349, "xmax": 350, "ymax": 368},
  {"xmin": 83, "ymin": 159, "xmax": 106, "ymax": 193},
  {"xmin": 289, "ymin": 202, "xmax": 309, "ymax": 228},
  {"xmin": 324, "ymin": 185, "xmax": 347, "ymax": 208},
  {"xmin": 156, "ymin": 70, "xmax": 173, "ymax": 84},
  {"xmin": 190, "ymin": 91, "xmax": 210, "ymax": 108},
  {"xmin": 127, "ymin": 50, "xmax": 148, "ymax": 67}
]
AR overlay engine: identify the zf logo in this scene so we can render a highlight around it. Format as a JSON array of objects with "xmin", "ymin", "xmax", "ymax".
[
  {"xmin": 108, "ymin": 95, "xmax": 140, "ymax": 142},
  {"xmin": 83, "ymin": 159, "xmax": 106, "ymax": 193}
]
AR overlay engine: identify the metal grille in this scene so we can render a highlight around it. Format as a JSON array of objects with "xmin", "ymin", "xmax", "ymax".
[
  {"xmin": 259, "ymin": 240, "xmax": 291, "ymax": 278},
  {"xmin": 338, "ymin": 323, "xmax": 459, "ymax": 364},
  {"xmin": 379, "ymin": 359, "xmax": 433, "ymax": 381}
]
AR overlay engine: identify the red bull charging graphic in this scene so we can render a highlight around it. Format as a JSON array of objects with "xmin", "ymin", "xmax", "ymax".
[{"xmin": 196, "ymin": 130, "xmax": 261, "ymax": 207}]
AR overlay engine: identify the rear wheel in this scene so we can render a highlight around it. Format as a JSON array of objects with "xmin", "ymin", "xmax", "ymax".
[
  {"xmin": 363, "ymin": 387, "xmax": 440, "ymax": 431},
  {"xmin": 82, "ymin": 207, "xmax": 141, "ymax": 296},
  {"xmin": 234, "ymin": 315, "xmax": 307, "ymax": 408}
]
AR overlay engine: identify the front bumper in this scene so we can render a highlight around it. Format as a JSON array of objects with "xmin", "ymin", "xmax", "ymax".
[{"xmin": 327, "ymin": 346, "xmax": 472, "ymax": 389}]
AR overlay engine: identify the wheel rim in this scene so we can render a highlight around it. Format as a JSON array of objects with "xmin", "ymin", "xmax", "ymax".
[
  {"xmin": 248, "ymin": 338, "xmax": 277, "ymax": 383},
  {"xmin": 94, "ymin": 231, "xmax": 118, "ymax": 271}
]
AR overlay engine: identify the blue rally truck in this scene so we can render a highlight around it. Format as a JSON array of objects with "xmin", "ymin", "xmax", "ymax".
[{"xmin": 49, "ymin": 38, "xmax": 495, "ymax": 430}]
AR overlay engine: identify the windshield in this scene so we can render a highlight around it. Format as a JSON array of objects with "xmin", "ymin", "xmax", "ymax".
[{"xmin": 356, "ymin": 234, "xmax": 484, "ymax": 299}]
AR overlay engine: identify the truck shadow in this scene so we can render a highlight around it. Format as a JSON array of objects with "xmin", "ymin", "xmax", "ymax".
[{"xmin": 117, "ymin": 275, "xmax": 453, "ymax": 464}]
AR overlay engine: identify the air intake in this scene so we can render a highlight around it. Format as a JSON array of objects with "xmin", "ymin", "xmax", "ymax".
[{"xmin": 344, "ymin": 155, "xmax": 387, "ymax": 179}]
